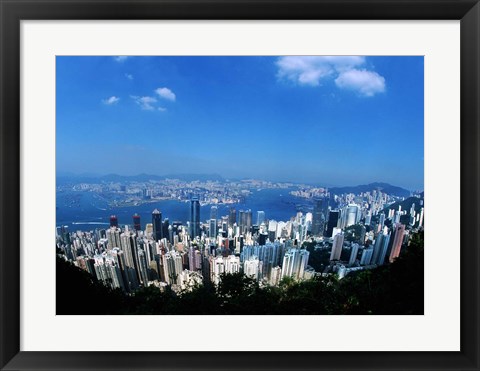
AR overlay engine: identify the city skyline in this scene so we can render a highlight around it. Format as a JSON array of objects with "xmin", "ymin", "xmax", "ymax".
[
  {"xmin": 56, "ymin": 183, "xmax": 425, "ymax": 315},
  {"xmin": 56, "ymin": 56, "xmax": 424, "ymax": 190}
]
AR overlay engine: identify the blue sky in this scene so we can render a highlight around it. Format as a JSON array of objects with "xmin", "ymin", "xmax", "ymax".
[{"xmin": 56, "ymin": 56, "xmax": 424, "ymax": 190}]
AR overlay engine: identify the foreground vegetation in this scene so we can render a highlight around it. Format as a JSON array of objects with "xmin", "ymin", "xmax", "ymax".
[{"xmin": 57, "ymin": 232, "xmax": 423, "ymax": 315}]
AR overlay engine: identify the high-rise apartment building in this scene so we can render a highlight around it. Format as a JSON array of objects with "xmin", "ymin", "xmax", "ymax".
[
  {"xmin": 325, "ymin": 210, "xmax": 339, "ymax": 237},
  {"xmin": 330, "ymin": 232, "xmax": 344, "ymax": 261},
  {"xmin": 133, "ymin": 213, "xmax": 141, "ymax": 231},
  {"xmin": 190, "ymin": 197, "xmax": 200, "ymax": 239},
  {"xmin": 162, "ymin": 251, "xmax": 183, "ymax": 285},
  {"xmin": 349, "ymin": 243, "xmax": 360, "ymax": 265},
  {"xmin": 109, "ymin": 215, "xmax": 118, "ymax": 228},
  {"xmin": 346, "ymin": 204, "xmax": 360, "ymax": 227},
  {"xmin": 360, "ymin": 247, "xmax": 374, "ymax": 265},
  {"xmin": 209, "ymin": 219, "xmax": 217, "ymax": 239},
  {"xmin": 372, "ymin": 227, "xmax": 391, "ymax": 265},
  {"xmin": 281, "ymin": 248, "xmax": 310, "ymax": 280},
  {"xmin": 311, "ymin": 198, "xmax": 325, "ymax": 236},
  {"xmin": 152, "ymin": 209, "xmax": 162, "ymax": 242},
  {"xmin": 106, "ymin": 226, "xmax": 122, "ymax": 249},
  {"xmin": 228, "ymin": 207, "xmax": 236, "ymax": 227},
  {"xmin": 210, "ymin": 206, "xmax": 218, "ymax": 221},
  {"xmin": 256, "ymin": 210, "xmax": 266, "ymax": 226},
  {"xmin": 389, "ymin": 223, "xmax": 406, "ymax": 262},
  {"xmin": 244, "ymin": 256, "xmax": 262, "ymax": 281}
]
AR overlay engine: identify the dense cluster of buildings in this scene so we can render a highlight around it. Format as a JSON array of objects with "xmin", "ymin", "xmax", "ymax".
[
  {"xmin": 58, "ymin": 178, "xmax": 298, "ymax": 209},
  {"xmin": 56, "ymin": 189, "xmax": 424, "ymax": 294}
]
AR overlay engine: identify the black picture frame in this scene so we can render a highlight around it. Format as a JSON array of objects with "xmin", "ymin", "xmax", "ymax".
[{"xmin": 1, "ymin": 1, "xmax": 479, "ymax": 370}]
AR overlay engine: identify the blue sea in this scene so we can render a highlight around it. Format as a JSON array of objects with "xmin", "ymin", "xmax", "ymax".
[{"xmin": 56, "ymin": 188, "xmax": 312, "ymax": 231}]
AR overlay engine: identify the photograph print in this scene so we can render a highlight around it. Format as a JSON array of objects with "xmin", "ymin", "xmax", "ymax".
[{"xmin": 56, "ymin": 56, "xmax": 424, "ymax": 315}]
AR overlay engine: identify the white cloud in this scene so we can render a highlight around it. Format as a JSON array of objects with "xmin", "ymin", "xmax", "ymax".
[
  {"xmin": 131, "ymin": 95, "xmax": 157, "ymax": 110},
  {"xmin": 113, "ymin": 56, "xmax": 129, "ymax": 62},
  {"xmin": 125, "ymin": 73, "xmax": 133, "ymax": 80},
  {"xmin": 335, "ymin": 69, "xmax": 386, "ymax": 97},
  {"xmin": 131, "ymin": 87, "xmax": 175, "ymax": 111},
  {"xmin": 102, "ymin": 96, "xmax": 120, "ymax": 105},
  {"xmin": 276, "ymin": 56, "xmax": 365, "ymax": 86},
  {"xmin": 276, "ymin": 56, "xmax": 385, "ymax": 96},
  {"xmin": 155, "ymin": 87, "xmax": 176, "ymax": 101}
]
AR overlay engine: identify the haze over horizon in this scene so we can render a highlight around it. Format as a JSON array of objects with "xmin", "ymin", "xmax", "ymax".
[
  {"xmin": 56, "ymin": 56, "xmax": 424, "ymax": 190},
  {"xmin": 56, "ymin": 171, "xmax": 422, "ymax": 192}
]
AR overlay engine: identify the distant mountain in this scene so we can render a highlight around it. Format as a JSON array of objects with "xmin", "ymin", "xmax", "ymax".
[
  {"xmin": 99, "ymin": 173, "xmax": 165, "ymax": 182},
  {"xmin": 162, "ymin": 173, "xmax": 224, "ymax": 182},
  {"xmin": 56, "ymin": 173, "xmax": 224, "ymax": 183},
  {"xmin": 329, "ymin": 182, "xmax": 411, "ymax": 198}
]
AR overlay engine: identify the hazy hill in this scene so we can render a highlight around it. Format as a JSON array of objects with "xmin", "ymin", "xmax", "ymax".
[
  {"xmin": 330, "ymin": 182, "xmax": 411, "ymax": 198},
  {"xmin": 56, "ymin": 173, "xmax": 225, "ymax": 184},
  {"xmin": 383, "ymin": 196, "xmax": 424, "ymax": 214}
]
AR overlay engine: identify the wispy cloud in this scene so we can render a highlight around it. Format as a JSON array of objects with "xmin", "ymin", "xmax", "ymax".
[
  {"xmin": 155, "ymin": 87, "xmax": 176, "ymax": 101},
  {"xmin": 131, "ymin": 88, "xmax": 176, "ymax": 111},
  {"xmin": 125, "ymin": 73, "xmax": 133, "ymax": 80},
  {"xmin": 102, "ymin": 96, "xmax": 120, "ymax": 105},
  {"xmin": 335, "ymin": 69, "xmax": 385, "ymax": 97},
  {"xmin": 113, "ymin": 56, "xmax": 129, "ymax": 62},
  {"xmin": 131, "ymin": 95, "xmax": 157, "ymax": 110},
  {"xmin": 276, "ymin": 56, "xmax": 385, "ymax": 96}
]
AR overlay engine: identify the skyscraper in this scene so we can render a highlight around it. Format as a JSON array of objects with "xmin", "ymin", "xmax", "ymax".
[
  {"xmin": 162, "ymin": 218, "xmax": 169, "ymax": 242},
  {"xmin": 109, "ymin": 215, "xmax": 118, "ymax": 228},
  {"xmin": 221, "ymin": 216, "xmax": 228, "ymax": 233},
  {"xmin": 325, "ymin": 210, "xmax": 339, "ymax": 237},
  {"xmin": 133, "ymin": 213, "xmax": 141, "ymax": 231},
  {"xmin": 210, "ymin": 256, "xmax": 224, "ymax": 283},
  {"xmin": 379, "ymin": 213, "xmax": 386, "ymax": 228},
  {"xmin": 371, "ymin": 227, "xmax": 391, "ymax": 265},
  {"xmin": 106, "ymin": 227, "xmax": 121, "ymax": 249},
  {"xmin": 93, "ymin": 253, "xmax": 126, "ymax": 291},
  {"xmin": 281, "ymin": 248, "xmax": 310, "ymax": 280},
  {"xmin": 418, "ymin": 207, "xmax": 424, "ymax": 228},
  {"xmin": 244, "ymin": 256, "xmax": 262, "ymax": 281},
  {"xmin": 349, "ymin": 243, "xmax": 360, "ymax": 265},
  {"xmin": 346, "ymin": 204, "xmax": 360, "ymax": 227},
  {"xmin": 389, "ymin": 223, "xmax": 406, "ymax": 262},
  {"xmin": 256, "ymin": 210, "xmax": 266, "ymax": 226},
  {"xmin": 270, "ymin": 266, "xmax": 282, "ymax": 286},
  {"xmin": 311, "ymin": 198, "xmax": 325, "ymax": 236},
  {"xmin": 137, "ymin": 249, "xmax": 149, "ymax": 285},
  {"xmin": 229, "ymin": 207, "xmax": 236, "ymax": 227},
  {"xmin": 162, "ymin": 251, "xmax": 183, "ymax": 285},
  {"xmin": 210, "ymin": 206, "xmax": 218, "ymax": 221},
  {"xmin": 190, "ymin": 197, "xmax": 200, "ymax": 239},
  {"xmin": 268, "ymin": 220, "xmax": 277, "ymax": 242},
  {"xmin": 152, "ymin": 209, "xmax": 162, "ymax": 242},
  {"xmin": 330, "ymin": 232, "xmax": 344, "ymax": 261},
  {"xmin": 245, "ymin": 209, "xmax": 252, "ymax": 232},
  {"xmin": 120, "ymin": 231, "xmax": 140, "ymax": 288},
  {"xmin": 209, "ymin": 219, "xmax": 217, "ymax": 239},
  {"xmin": 225, "ymin": 255, "xmax": 241, "ymax": 274},
  {"xmin": 360, "ymin": 247, "xmax": 374, "ymax": 265}
]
